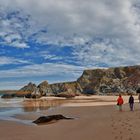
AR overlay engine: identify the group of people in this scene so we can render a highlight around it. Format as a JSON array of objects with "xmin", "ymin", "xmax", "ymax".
[{"xmin": 117, "ymin": 94, "xmax": 140, "ymax": 111}]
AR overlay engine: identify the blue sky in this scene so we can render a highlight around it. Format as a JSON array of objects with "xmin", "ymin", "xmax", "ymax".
[{"xmin": 0, "ymin": 0, "xmax": 140, "ymax": 89}]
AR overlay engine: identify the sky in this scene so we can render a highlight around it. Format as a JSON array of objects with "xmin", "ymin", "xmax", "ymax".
[{"xmin": 0, "ymin": 0, "xmax": 140, "ymax": 89}]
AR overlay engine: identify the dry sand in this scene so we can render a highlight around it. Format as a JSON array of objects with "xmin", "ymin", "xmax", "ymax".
[{"xmin": 0, "ymin": 95, "xmax": 140, "ymax": 140}]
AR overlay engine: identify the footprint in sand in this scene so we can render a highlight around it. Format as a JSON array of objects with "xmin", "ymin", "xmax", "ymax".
[
  {"xmin": 129, "ymin": 124, "xmax": 132, "ymax": 127},
  {"xmin": 113, "ymin": 127, "xmax": 117, "ymax": 130},
  {"xmin": 126, "ymin": 118, "xmax": 130, "ymax": 121},
  {"xmin": 119, "ymin": 131, "xmax": 122, "ymax": 134},
  {"xmin": 118, "ymin": 119, "xmax": 122, "ymax": 122},
  {"xmin": 125, "ymin": 122, "xmax": 129, "ymax": 126},
  {"xmin": 111, "ymin": 116, "xmax": 133, "ymax": 140},
  {"xmin": 114, "ymin": 136, "xmax": 118, "ymax": 140},
  {"xmin": 128, "ymin": 137, "xmax": 133, "ymax": 140},
  {"xmin": 112, "ymin": 131, "xmax": 114, "ymax": 134},
  {"xmin": 111, "ymin": 113, "xmax": 135, "ymax": 140},
  {"xmin": 121, "ymin": 123, "xmax": 124, "ymax": 126},
  {"xmin": 111, "ymin": 124, "xmax": 114, "ymax": 127}
]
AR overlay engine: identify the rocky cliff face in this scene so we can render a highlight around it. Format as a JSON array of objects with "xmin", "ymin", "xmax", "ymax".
[
  {"xmin": 49, "ymin": 81, "xmax": 82, "ymax": 96},
  {"xmin": 78, "ymin": 65, "xmax": 140, "ymax": 94},
  {"xmin": 19, "ymin": 65, "xmax": 140, "ymax": 97}
]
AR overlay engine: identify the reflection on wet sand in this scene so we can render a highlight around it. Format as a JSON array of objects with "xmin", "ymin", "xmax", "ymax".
[
  {"xmin": 22, "ymin": 97, "xmax": 110, "ymax": 112},
  {"xmin": 22, "ymin": 99, "xmax": 67, "ymax": 112}
]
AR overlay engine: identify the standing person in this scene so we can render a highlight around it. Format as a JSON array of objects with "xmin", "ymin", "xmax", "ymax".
[
  {"xmin": 117, "ymin": 94, "xmax": 124, "ymax": 111},
  {"xmin": 129, "ymin": 94, "xmax": 134, "ymax": 111}
]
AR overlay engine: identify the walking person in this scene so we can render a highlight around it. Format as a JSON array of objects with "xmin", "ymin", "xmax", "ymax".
[
  {"xmin": 117, "ymin": 94, "xmax": 124, "ymax": 111},
  {"xmin": 129, "ymin": 94, "xmax": 134, "ymax": 111}
]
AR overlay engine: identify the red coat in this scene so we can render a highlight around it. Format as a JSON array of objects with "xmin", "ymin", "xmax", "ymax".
[{"xmin": 117, "ymin": 97, "xmax": 124, "ymax": 105}]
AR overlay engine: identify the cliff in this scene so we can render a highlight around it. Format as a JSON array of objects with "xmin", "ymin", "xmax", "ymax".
[
  {"xmin": 78, "ymin": 65, "xmax": 140, "ymax": 94},
  {"xmin": 17, "ymin": 65, "xmax": 140, "ymax": 98}
]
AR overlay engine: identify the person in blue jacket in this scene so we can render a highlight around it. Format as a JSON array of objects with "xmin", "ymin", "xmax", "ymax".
[{"xmin": 129, "ymin": 94, "xmax": 134, "ymax": 111}]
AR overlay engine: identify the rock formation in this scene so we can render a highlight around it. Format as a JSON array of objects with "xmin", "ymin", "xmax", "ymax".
[
  {"xmin": 18, "ymin": 82, "xmax": 40, "ymax": 98},
  {"xmin": 77, "ymin": 65, "xmax": 140, "ymax": 94},
  {"xmin": 33, "ymin": 114, "xmax": 73, "ymax": 125},
  {"xmin": 19, "ymin": 82, "xmax": 37, "ymax": 93},
  {"xmin": 37, "ymin": 81, "xmax": 50, "ymax": 96},
  {"xmin": 16, "ymin": 65, "xmax": 140, "ymax": 98},
  {"xmin": 1, "ymin": 94, "xmax": 16, "ymax": 98}
]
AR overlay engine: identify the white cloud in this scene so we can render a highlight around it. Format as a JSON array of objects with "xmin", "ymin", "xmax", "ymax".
[
  {"xmin": 0, "ymin": 56, "xmax": 30, "ymax": 65},
  {"xmin": 0, "ymin": 81, "xmax": 28, "ymax": 90},
  {"xmin": 1, "ymin": 0, "xmax": 140, "ymax": 66},
  {"xmin": 10, "ymin": 41, "xmax": 29, "ymax": 48},
  {"xmin": 0, "ymin": 63, "xmax": 85, "ymax": 78},
  {"xmin": 0, "ymin": 62, "xmax": 87, "ymax": 89},
  {"xmin": 0, "ymin": 7, "xmax": 30, "ymax": 48},
  {"xmin": 39, "ymin": 50, "xmax": 65, "ymax": 61},
  {"xmin": 73, "ymin": 40, "xmax": 140, "ymax": 67},
  {"xmin": 1, "ymin": 0, "xmax": 140, "ymax": 65},
  {"xmin": 1, "ymin": 1, "xmax": 139, "ymax": 37}
]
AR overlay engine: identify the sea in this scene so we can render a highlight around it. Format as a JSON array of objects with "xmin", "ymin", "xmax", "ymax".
[{"xmin": 0, "ymin": 93, "xmax": 63, "ymax": 124}]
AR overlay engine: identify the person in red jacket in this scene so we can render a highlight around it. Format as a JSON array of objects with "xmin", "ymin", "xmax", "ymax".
[{"xmin": 117, "ymin": 94, "xmax": 124, "ymax": 111}]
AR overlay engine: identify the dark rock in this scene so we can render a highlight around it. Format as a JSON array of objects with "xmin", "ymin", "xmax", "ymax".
[
  {"xmin": 24, "ymin": 94, "xmax": 32, "ymax": 98},
  {"xmin": 56, "ymin": 92, "xmax": 76, "ymax": 98},
  {"xmin": 16, "ymin": 94, "xmax": 25, "ymax": 98},
  {"xmin": 31, "ymin": 94, "xmax": 41, "ymax": 99},
  {"xmin": 1, "ymin": 94, "xmax": 16, "ymax": 98},
  {"xmin": 24, "ymin": 92, "xmax": 41, "ymax": 99},
  {"xmin": 33, "ymin": 114, "xmax": 73, "ymax": 124}
]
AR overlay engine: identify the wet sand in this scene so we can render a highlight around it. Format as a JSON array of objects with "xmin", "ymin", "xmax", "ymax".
[{"xmin": 0, "ymin": 95, "xmax": 140, "ymax": 140}]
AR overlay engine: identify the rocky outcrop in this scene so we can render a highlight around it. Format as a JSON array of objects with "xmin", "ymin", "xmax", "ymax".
[
  {"xmin": 16, "ymin": 65, "xmax": 140, "ymax": 98},
  {"xmin": 33, "ymin": 114, "xmax": 73, "ymax": 125},
  {"xmin": 37, "ymin": 81, "xmax": 50, "ymax": 96},
  {"xmin": 77, "ymin": 65, "xmax": 140, "ymax": 94},
  {"xmin": 1, "ymin": 94, "xmax": 16, "ymax": 98},
  {"xmin": 18, "ymin": 81, "xmax": 82, "ymax": 98},
  {"xmin": 17, "ymin": 82, "xmax": 41, "ymax": 98},
  {"xmin": 50, "ymin": 81, "xmax": 82, "ymax": 96},
  {"xmin": 19, "ymin": 82, "xmax": 37, "ymax": 93},
  {"xmin": 1, "ymin": 82, "xmax": 37, "ymax": 98}
]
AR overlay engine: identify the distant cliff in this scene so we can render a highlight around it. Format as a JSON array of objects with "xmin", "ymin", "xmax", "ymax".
[{"xmin": 18, "ymin": 65, "xmax": 140, "ymax": 97}]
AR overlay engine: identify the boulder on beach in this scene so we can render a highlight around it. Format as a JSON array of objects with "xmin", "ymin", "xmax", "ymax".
[{"xmin": 33, "ymin": 114, "xmax": 73, "ymax": 125}]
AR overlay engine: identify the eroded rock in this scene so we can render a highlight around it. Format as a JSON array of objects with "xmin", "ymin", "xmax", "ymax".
[{"xmin": 33, "ymin": 114, "xmax": 73, "ymax": 125}]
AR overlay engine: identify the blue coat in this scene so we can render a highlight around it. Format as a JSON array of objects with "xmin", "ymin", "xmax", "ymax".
[{"xmin": 129, "ymin": 96, "xmax": 134, "ymax": 104}]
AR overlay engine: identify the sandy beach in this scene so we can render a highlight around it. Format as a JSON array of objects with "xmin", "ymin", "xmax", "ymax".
[{"xmin": 0, "ymin": 95, "xmax": 140, "ymax": 140}]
